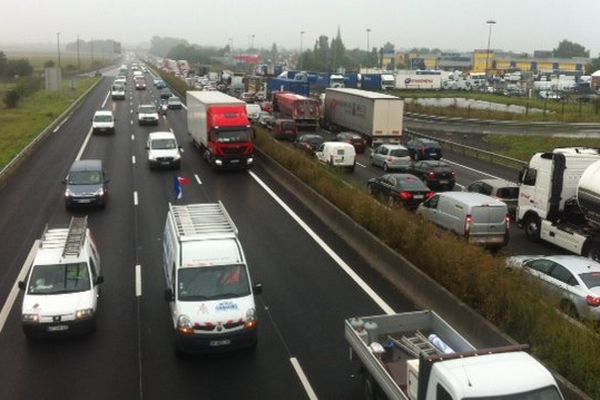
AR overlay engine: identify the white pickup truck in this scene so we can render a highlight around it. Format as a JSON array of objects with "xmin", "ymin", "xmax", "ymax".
[{"xmin": 345, "ymin": 310, "xmax": 564, "ymax": 400}]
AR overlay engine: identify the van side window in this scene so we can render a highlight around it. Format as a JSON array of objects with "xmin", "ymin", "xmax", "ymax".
[
  {"xmin": 436, "ymin": 383, "xmax": 454, "ymax": 400},
  {"xmin": 522, "ymin": 168, "xmax": 537, "ymax": 186},
  {"xmin": 425, "ymin": 194, "xmax": 440, "ymax": 209}
]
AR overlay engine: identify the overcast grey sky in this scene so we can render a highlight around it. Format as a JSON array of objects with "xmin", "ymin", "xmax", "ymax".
[{"xmin": 1, "ymin": 0, "xmax": 598, "ymax": 55}]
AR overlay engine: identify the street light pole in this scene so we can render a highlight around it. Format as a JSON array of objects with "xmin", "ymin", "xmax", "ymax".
[
  {"xmin": 77, "ymin": 34, "xmax": 80, "ymax": 71},
  {"xmin": 366, "ymin": 28, "xmax": 371, "ymax": 52},
  {"xmin": 485, "ymin": 20, "xmax": 496, "ymax": 74},
  {"xmin": 300, "ymin": 31, "xmax": 305, "ymax": 69},
  {"xmin": 251, "ymin": 34, "xmax": 255, "ymax": 50},
  {"xmin": 56, "ymin": 32, "xmax": 61, "ymax": 70}
]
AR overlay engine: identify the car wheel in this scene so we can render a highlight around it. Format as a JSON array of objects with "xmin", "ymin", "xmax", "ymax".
[
  {"xmin": 383, "ymin": 163, "xmax": 389, "ymax": 172},
  {"xmin": 560, "ymin": 300, "xmax": 579, "ymax": 319},
  {"xmin": 524, "ymin": 214, "xmax": 541, "ymax": 242}
]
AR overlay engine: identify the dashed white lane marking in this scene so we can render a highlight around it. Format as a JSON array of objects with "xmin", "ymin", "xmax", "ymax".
[
  {"xmin": 290, "ymin": 357, "xmax": 318, "ymax": 400},
  {"xmin": 76, "ymin": 127, "xmax": 94, "ymax": 161},
  {"xmin": 356, "ymin": 162, "xmax": 366, "ymax": 168},
  {"xmin": 131, "ymin": 134, "xmax": 135, "ymax": 141},
  {"xmin": 135, "ymin": 265, "xmax": 142, "ymax": 297},
  {"xmin": 132, "ymin": 155, "xmax": 136, "ymax": 164},
  {"xmin": 0, "ymin": 240, "xmax": 39, "ymax": 333},
  {"xmin": 130, "ymin": 120, "xmax": 134, "ymax": 125},
  {"xmin": 101, "ymin": 90, "xmax": 110, "ymax": 108},
  {"xmin": 442, "ymin": 158, "xmax": 511, "ymax": 182},
  {"xmin": 133, "ymin": 191, "xmax": 139, "ymax": 206},
  {"xmin": 248, "ymin": 171, "xmax": 395, "ymax": 315},
  {"xmin": 194, "ymin": 174, "xmax": 202, "ymax": 185}
]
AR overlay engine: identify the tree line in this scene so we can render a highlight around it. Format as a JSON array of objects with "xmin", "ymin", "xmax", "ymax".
[{"xmin": 0, "ymin": 51, "xmax": 33, "ymax": 78}]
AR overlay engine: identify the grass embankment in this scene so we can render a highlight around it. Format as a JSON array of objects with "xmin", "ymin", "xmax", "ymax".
[
  {"xmin": 6, "ymin": 51, "xmax": 113, "ymax": 74},
  {"xmin": 486, "ymin": 136, "xmax": 600, "ymax": 161},
  {"xmin": 393, "ymin": 90, "xmax": 600, "ymax": 123},
  {"xmin": 254, "ymin": 126, "xmax": 600, "ymax": 398},
  {"xmin": 0, "ymin": 77, "xmax": 99, "ymax": 169}
]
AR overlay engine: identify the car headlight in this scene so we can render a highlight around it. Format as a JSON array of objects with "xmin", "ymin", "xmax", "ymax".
[
  {"xmin": 247, "ymin": 157, "xmax": 254, "ymax": 164},
  {"xmin": 215, "ymin": 159, "xmax": 223, "ymax": 166},
  {"xmin": 245, "ymin": 308, "xmax": 257, "ymax": 329},
  {"xmin": 65, "ymin": 188, "xmax": 73, "ymax": 198},
  {"xmin": 176, "ymin": 314, "xmax": 193, "ymax": 335},
  {"xmin": 75, "ymin": 308, "xmax": 94, "ymax": 320},
  {"xmin": 22, "ymin": 313, "xmax": 39, "ymax": 323},
  {"xmin": 173, "ymin": 153, "xmax": 181, "ymax": 160},
  {"xmin": 95, "ymin": 188, "xmax": 104, "ymax": 196},
  {"xmin": 148, "ymin": 153, "xmax": 157, "ymax": 161}
]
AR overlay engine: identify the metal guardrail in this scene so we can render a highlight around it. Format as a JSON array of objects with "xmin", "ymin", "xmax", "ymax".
[
  {"xmin": 405, "ymin": 112, "xmax": 600, "ymax": 129},
  {"xmin": 404, "ymin": 128, "xmax": 528, "ymax": 171},
  {"xmin": 0, "ymin": 77, "xmax": 104, "ymax": 189}
]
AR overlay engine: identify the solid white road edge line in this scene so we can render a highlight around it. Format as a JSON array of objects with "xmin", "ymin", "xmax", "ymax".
[
  {"xmin": 442, "ymin": 158, "xmax": 510, "ymax": 182},
  {"xmin": 181, "ymin": 103, "xmax": 188, "ymax": 110},
  {"xmin": 289, "ymin": 357, "xmax": 319, "ymax": 400},
  {"xmin": 135, "ymin": 265, "xmax": 142, "ymax": 297},
  {"xmin": 132, "ymin": 155, "xmax": 136, "ymax": 164},
  {"xmin": 0, "ymin": 240, "xmax": 39, "ymax": 333},
  {"xmin": 248, "ymin": 171, "xmax": 395, "ymax": 315},
  {"xmin": 101, "ymin": 90, "xmax": 110, "ymax": 108},
  {"xmin": 194, "ymin": 174, "xmax": 202, "ymax": 184},
  {"xmin": 75, "ymin": 127, "xmax": 94, "ymax": 161},
  {"xmin": 133, "ymin": 191, "xmax": 139, "ymax": 206}
]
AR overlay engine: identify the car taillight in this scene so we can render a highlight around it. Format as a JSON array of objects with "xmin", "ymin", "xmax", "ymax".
[
  {"xmin": 505, "ymin": 214, "xmax": 511, "ymax": 230},
  {"xmin": 451, "ymin": 172, "xmax": 456, "ymax": 178},
  {"xmin": 586, "ymin": 295, "xmax": 600, "ymax": 307},
  {"xmin": 428, "ymin": 171, "xmax": 436, "ymax": 179},
  {"xmin": 464, "ymin": 214, "xmax": 472, "ymax": 237},
  {"xmin": 420, "ymin": 147, "xmax": 426, "ymax": 154},
  {"xmin": 425, "ymin": 192, "xmax": 435, "ymax": 201},
  {"xmin": 399, "ymin": 191, "xmax": 413, "ymax": 200}
]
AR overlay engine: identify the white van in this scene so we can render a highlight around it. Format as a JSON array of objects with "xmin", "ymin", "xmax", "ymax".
[
  {"xmin": 245, "ymin": 104, "xmax": 261, "ymax": 121},
  {"xmin": 92, "ymin": 110, "xmax": 115, "ymax": 134},
  {"xmin": 19, "ymin": 217, "xmax": 103, "ymax": 337},
  {"xmin": 146, "ymin": 131, "xmax": 182, "ymax": 169},
  {"xmin": 111, "ymin": 84, "xmax": 126, "ymax": 100},
  {"xmin": 315, "ymin": 141, "xmax": 356, "ymax": 171},
  {"xmin": 163, "ymin": 202, "xmax": 262, "ymax": 353},
  {"xmin": 417, "ymin": 192, "xmax": 510, "ymax": 250}
]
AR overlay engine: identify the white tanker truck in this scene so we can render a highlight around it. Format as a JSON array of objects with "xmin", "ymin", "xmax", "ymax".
[{"xmin": 517, "ymin": 147, "xmax": 600, "ymax": 260}]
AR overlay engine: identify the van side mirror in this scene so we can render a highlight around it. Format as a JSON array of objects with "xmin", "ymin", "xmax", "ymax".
[
  {"xmin": 253, "ymin": 282, "xmax": 263, "ymax": 295},
  {"xmin": 164, "ymin": 288, "xmax": 174, "ymax": 302},
  {"xmin": 178, "ymin": 146, "xmax": 183, "ymax": 152},
  {"xmin": 145, "ymin": 145, "xmax": 150, "ymax": 150},
  {"xmin": 518, "ymin": 168, "xmax": 525, "ymax": 183},
  {"xmin": 104, "ymin": 179, "xmax": 110, "ymax": 184},
  {"xmin": 95, "ymin": 276, "xmax": 104, "ymax": 285},
  {"xmin": 18, "ymin": 281, "xmax": 25, "ymax": 290}
]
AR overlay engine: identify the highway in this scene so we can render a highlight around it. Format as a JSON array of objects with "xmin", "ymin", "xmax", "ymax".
[{"xmin": 0, "ymin": 66, "xmax": 416, "ymax": 399}]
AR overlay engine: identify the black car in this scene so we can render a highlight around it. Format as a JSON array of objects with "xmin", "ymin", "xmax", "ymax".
[
  {"xmin": 406, "ymin": 138, "xmax": 442, "ymax": 160},
  {"xmin": 335, "ymin": 132, "xmax": 367, "ymax": 154},
  {"xmin": 63, "ymin": 159, "xmax": 109, "ymax": 209},
  {"xmin": 408, "ymin": 160, "xmax": 455, "ymax": 190},
  {"xmin": 293, "ymin": 134, "xmax": 324, "ymax": 155},
  {"xmin": 159, "ymin": 89, "xmax": 173, "ymax": 99},
  {"xmin": 367, "ymin": 174, "xmax": 434, "ymax": 209}
]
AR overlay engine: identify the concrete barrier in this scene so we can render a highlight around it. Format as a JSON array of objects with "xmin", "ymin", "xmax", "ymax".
[{"xmin": 255, "ymin": 146, "xmax": 590, "ymax": 400}]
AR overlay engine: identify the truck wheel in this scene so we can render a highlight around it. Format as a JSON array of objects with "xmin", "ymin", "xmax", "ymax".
[
  {"xmin": 584, "ymin": 240, "xmax": 600, "ymax": 262},
  {"xmin": 524, "ymin": 214, "xmax": 541, "ymax": 242},
  {"xmin": 383, "ymin": 163, "xmax": 389, "ymax": 172}
]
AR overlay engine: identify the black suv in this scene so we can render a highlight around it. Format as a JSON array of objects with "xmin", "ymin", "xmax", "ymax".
[
  {"xmin": 408, "ymin": 160, "xmax": 455, "ymax": 190},
  {"xmin": 406, "ymin": 138, "xmax": 442, "ymax": 160}
]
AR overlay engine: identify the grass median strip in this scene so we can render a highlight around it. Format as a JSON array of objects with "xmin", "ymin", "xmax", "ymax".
[
  {"xmin": 254, "ymin": 126, "xmax": 600, "ymax": 398},
  {"xmin": 0, "ymin": 77, "xmax": 98, "ymax": 170}
]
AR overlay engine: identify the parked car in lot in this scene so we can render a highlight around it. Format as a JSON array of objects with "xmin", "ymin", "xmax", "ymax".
[
  {"xmin": 408, "ymin": 160, "xmax": 455, "ymax": 190},
  {"xmin": 92, "ymin": 110, "xmax": 115, "ymax": 134},
  {"xmin": 466, "ymin": 178, "xmax": 519, "ymax": 217},
  {"xmin": 417, "ymin": 192, "xmax": 510, "ymax": 250},
  {"xmin": 506, "ymin": 255, "xmax": 600, "ymax": 320},
  {"xmin": 146, "ymin": 131, "xmax": 181, "ymax": 169},
  {"xmin": 167, "ymin": 96, "xmax": 183, "ymax": 109},
  {"xmin": 137, "ymin": 104, "xmax": 159, "ymax": 125},
  {"xmin": 271, "ymin": 119, "xmax": 298, "ymax": 141},
  {"xmin": 18, "ymin": 217, "xmax": 103, "ymax": 338},
  {"xmin": 370, "ymin": 144, "xmax": 411, "ymax": 171},
  {"xmin": 63, "ymin": 159, "xmax": 109, "ymax": 209},
  {"xmin": 315, "ymin": 142, "xmax": 356, "ymax": 171},
  {"xmin": 335, "ymin": 132, "xmax": 367, "ymax": 154},
  {"xmin": 367, "ymin": 173, "xmax": 434, "ymax": 209},
  {"xmin": 293, "ymin": 134, "xmax": 324, "ymax": 156},
  {"xmin": 405, "ymin": 138, "xmax": 442, "ymax": 160}
]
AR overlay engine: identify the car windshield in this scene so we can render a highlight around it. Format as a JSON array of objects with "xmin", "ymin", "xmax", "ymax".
[
  {"xmin": 497, "ymin": 187, "xmax": 519, "ymax": 199},
  {"xmin": 464, "ymin": 385, "xmax": 562, "ymax": 400},
  {"xmin": 579, "ymin": 271, "xmax": 600, "ymax": 289},
  {"xmin": 94, "ymin": 115, "xmax": 112, "ymax": 123},
  {"xmin": 139, "ymin": 106, "xmax": 156, "ymax": 114},
  {"xmin": 68, "ymin": 170, "xmax": 102, "ymax": 185},
  {"xmin": 151, "ymin": 139, "xmax": 177, "ymax": 149},
  {"xmin": 112, "ymin": 85, "xmax": 124, "ymax": 91},
  {"xmin": 27, "ymin": 262, "xmax": 91, "ymax": 294},
  {"xmin": 432, "ymin": 166, "xmax": 452, "ymax": 173},
  {"xmin": 390, "ymin": 149, "xmax": 409, "ymax": 157},
  {"xmin": 177, "ymin": 265, "xmax": 250, "ymax": 301},
  {"xmin": 213, "ymin": 129, "xmax": 251, "ymax": 143}
]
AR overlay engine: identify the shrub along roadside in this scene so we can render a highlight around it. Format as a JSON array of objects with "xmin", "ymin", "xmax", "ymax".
[{"xmin": 254, "ymin": 127, "xmax": 600, "ymax": 398}]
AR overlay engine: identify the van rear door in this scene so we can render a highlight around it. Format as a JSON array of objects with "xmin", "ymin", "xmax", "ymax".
[{"xmin": 469, "ymin": 205, "xmax": 507, "ymax": 245}]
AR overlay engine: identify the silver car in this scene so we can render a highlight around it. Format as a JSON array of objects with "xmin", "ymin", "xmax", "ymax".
[
  {"xmin": 466, "ymin": 178, "xmax": 519, "ymax": 217},
  {"xmin": 506, "ymin": 255, "xmax": 600, "ymax": 320},
  {"xmin": 370, "ymin": 144, "xmax": 411, "ymax": 172}
]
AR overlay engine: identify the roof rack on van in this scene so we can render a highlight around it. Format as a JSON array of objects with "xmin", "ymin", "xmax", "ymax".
[
  {"xmin": 169, "ymin": 201, "xmax": 238, "ymax": 240},
  {"xmin": 40, "ymin": 217, "xmax": 87, "ymax": 258}
]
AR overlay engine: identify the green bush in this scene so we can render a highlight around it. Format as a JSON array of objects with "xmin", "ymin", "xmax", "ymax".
[
  {"xmin": 3, "ymin": 88, "xmax": 20, "ymax": 108},
  {"xmin": 254, "ymin": 126, "xmax": 600, "ymax": 398}
]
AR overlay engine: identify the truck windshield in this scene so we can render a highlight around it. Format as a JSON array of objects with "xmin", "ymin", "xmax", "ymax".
[
  {"xmin": 464, "ymin": 385, "xmax": 562, "ymax": 400},
  {"xmin": 213, "ymin": 129, "xmax": 251, "ymax": 143},
  {"xmin": 178, "ymin": 265, "xmax": 251, "ymax": 301},
  {"xmin": 27, "ymin": 262, "xmax": 91, "ymax": 294}
]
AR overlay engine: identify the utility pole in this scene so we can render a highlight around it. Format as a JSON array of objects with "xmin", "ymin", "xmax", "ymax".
[
  {"xmin": 77, "ymin": 35, "xmax": 81, "ymax": 70},
  {"xmin": 251, "ymin": 34, "xmax": 255, "ymax": 50},
  {"xmin": 91, "ymin": 37, "xmax": 94, "ymax": 65},
  {"xmin": 485, "ymin": 20, "xmax": 497, "ymax": 75},
  {"xmin": 366, "ymin": 28, "xmax": 371, "ymax": 52},
  {"xmin": 56, "ymin": 32, "xmax": 61, "ymax": 70},
  {"xmin": 300, "ymin": 31, "xmax": 305, "ymax": 70}
]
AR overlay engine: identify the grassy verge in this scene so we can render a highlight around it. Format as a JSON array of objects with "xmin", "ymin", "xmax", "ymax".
[
  {"xmin": 5, "ymin": 51, "xmax": 113, "ymax": 74},
  {"xmin": 486, "ymin": 135, "xmax": 600, "ymax": 161},
  {"xmin": 255, "ymin": 126, "xmax": 600, "ymax": 398},
  {"xmin": 0, "ymin": 77, "xmax": 99, "ymax": 169}
]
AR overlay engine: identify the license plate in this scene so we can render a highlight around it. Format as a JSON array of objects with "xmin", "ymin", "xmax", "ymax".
[
  {"xmin": 414, "ymin": 195, "xmax": 424, "ymax": 199},
  {"xmin": 439, "ymin": 180, "xmax": 449, "ymax": 184},
  {"xmin": 161, "ymin": 162, "xmax": 170, "ymax": 165},
  {"xmin": 209, "ymin": 339, "xmax": 231, "ymax": 347},
  {"xmin": 230, "ymin": 159, "xmax": 240, "ymax": 164},
  {"xmin": 78, "ymin": 199, "xmax": 92, "ymax": 203},
  {"xmin": 48, "ymin": 325, "xmax": 69, "ymax": 332}
]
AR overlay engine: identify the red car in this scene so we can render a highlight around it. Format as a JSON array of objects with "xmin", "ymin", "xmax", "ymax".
[
  {"xmin": 271, "ymin": 119, "xmax": 297, "ymax": 141},
  {"xmin": 336, "ymin": 132, "xmax": 367, "ymax": 154}
]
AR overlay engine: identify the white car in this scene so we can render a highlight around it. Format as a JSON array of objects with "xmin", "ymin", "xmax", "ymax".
[
  {"xmin": 506, "ymin": 255, "xmax": 600, "ymax": 320},
  {"xmin": 315, "ymin": 141, "xmax": 356, "ymax": 171},
  {"xmin": 92, "ymin": 110, "xmax": 115, "ymax": 134},
  {"xmin": 146, "ymin": 131, "xmax": 181, "ymax": 169},
  {"xmin": 19, "ymin": 217, "xmax": 103, "ymax": 337},
  {"xmin": 137, "ymin": 104, "xmax": 159, "ymax": 126},
  {"xmin": 115, "ymin": 75, "xmax": 127, "ymax": 85}
]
